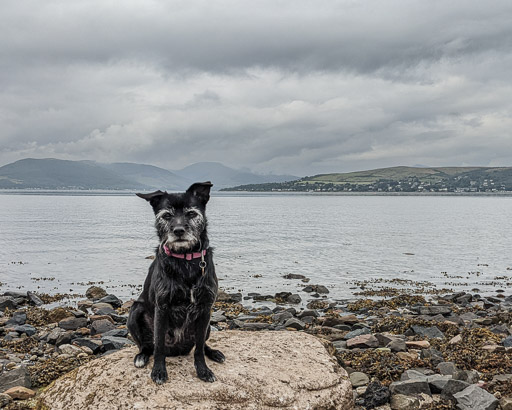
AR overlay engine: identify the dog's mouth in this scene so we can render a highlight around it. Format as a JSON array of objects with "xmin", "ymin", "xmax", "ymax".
[{"xmin": 164, "ymin": 235, "xmax": 198, "ymax": 252}]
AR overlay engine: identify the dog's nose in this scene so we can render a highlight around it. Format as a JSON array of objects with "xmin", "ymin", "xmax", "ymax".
[{"xmin": 173, "ymin": 227, "xmax": 185, "ymax": 237}]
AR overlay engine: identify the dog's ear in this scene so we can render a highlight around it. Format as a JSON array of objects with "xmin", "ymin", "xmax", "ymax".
[
  {"xmin": 136, "ymin": 190, "xmax": 166, "ymax": 208},
  {"xmin": 186, "ymin": 181, "xmax": 213, "ymax": 204}
]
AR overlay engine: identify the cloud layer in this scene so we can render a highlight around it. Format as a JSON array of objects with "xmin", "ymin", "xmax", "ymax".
[{"xmin": 1, "ymin": 0, "xmax": 511, "ymax": 175}]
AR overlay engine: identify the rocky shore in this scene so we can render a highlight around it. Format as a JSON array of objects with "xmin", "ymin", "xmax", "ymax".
[{"xmin": 1, "ymin": 280, "xmax": 512, "ymax": 409}]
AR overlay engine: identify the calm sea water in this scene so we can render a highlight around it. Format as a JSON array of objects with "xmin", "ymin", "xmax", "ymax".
[{"xmin": 1, "ymin": 192, "xmax": 511, "ymax": 304}]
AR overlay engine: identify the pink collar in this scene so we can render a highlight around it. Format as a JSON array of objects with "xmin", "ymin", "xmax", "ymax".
[{"xmin": 163, "ymin": 245, "xmax": 207, "ymax": 261}]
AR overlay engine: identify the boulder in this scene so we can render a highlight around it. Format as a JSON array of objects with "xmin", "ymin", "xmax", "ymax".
[
  {"xmin": 0, "ymin": 365, "xmax": 31, "ymax": 391},
  {"xmin": 90, "ymin": 319, "xmax": 116, "ymax": 335},
  {"xmin": 85, "ymin": 286, "xmax": 108, "ymax": 300},
  {"xmin": 59, "ymin": 316, "xmax": 88, "ymax": 331},
  {"xmin": 37, "ymin": 331, "xmax": 353, "ymax": 410}
]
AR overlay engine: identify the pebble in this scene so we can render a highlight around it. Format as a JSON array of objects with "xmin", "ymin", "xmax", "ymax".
[{"xmin": 350, "ymin": 372, "xmax": 370, "ymax": 387}]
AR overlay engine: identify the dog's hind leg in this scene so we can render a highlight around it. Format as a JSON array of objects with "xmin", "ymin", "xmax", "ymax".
[{"xmin": 127, "ymin": 302, "xmax": 154, "ymax": 368}]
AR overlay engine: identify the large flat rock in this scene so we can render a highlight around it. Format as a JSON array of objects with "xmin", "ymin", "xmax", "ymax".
[{"xmin": 38, "ymin": 330, "xmax": 353, "ymax": 409}]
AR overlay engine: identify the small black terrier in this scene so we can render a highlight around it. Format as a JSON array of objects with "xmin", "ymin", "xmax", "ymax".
[{"xmin": 127, "ymin": 182, "xmax": 225, "ymax": 384}]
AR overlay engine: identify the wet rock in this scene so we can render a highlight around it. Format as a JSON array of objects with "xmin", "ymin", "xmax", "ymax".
[
  {"xmin": 90, "ymin": 319, "xmax": 116, "ymax": 335},
  {"xmin": 92, "ymin": 303, "xmax": 114, "ymax": 313},
  {"xmin": 4, "ymin": 386, "xmax": 36, "ymax": 400},
  {"xmin": 6, "ymin": 312, "xmax": 26, "ymax": 326},
  {"xmin": 303, "ymin": 285, "xmax": 329, "ymax": 294},
  {"xmin": 440, "ymin": 379, "xmax": 471, "ymax": 401},
  {"xmin": 453, "ymin": 384, "xmax": 498, "ymax": 410},
  {"xmin": 27, "ymin": 291, "xmax": 43, "ymax": 306},
  {"xmin": 344, "ymin": 328, "xmax": 370, "ymax": 340},
  {"xmin": 283, "ymin": 318, "xmax": 305, "ymax": 330},
  {"xmin": 362, "ymin": 381, "xmax": 390, "ymax": 408},
  {"xmin": 0, "ymin": 365, "xmax": 31, "ymax": 391},
  {"xmin": 350, "ymin": 372, "xmax": 369, "ymax": 387},
  {"xmin": 216, "ymin": 290, "xmax": 243, "ymax": 303},
  {"xmin": 46, "ymin": 327, "xmax": 65, "ymax": 344},
  {"xmin": 0, "ymin": 296, "xmax": 17, "ymax": 312},
  {"xmin": 96, "ymin": 295, "xmax": 122, "ymax": 308},
  {"xmin": 55, "ymin": 331, "xmax": 73, "ymax": 347},
  {"xmin": 252, "ymin": 295, "xmax": 274, "ymax": 301},
  {"xmin": 101, "ymin": 336, "xmax": 134, "ymax": 351},
  {"xmin": 73, "ymin": 338, "xmax": 103, "ymax": 354},
  {"xmin": 38, "ymin": 331, "xmax": 353, "ymax": 410},
  {"xmin": 454, "ymin": 369, "xmax": 479, "ymax": 384},
  {"xmin": 210, "ymin": 310, "xmax": 227, "ymax": 323},
  {"xmin": 323, "ymin": 315, "xmax": 359, "ymax": 327},
  {"xmin": 109, "ymin": 313, "xmax": 128, "ymax": 324},
  {"xmin": 282, "ymin": 274, "xmax": 306, "ymax": 280},
  {"xmin": 420, "ymin": 348, "xmax": 444, "ymax": 366},
  {"xmin": 272, "ymin": 311, "xmax": 293, "ymax": 324},
  {"xmin": 286, "ymin": 294, "xmax": 302, "ymax": 304},
  {"xmin": 419, "ymin": 305, "xmax": 452, "ymax": 316},
  {"xmin": 70, "ymin": 310, "xmax": 86, "ymax": 318},
  {"xmin": 59, "ymin": 316, "xmax": 88, "ymax": 331},
  {"xmin": 503, "ymin": 336, "xmax": 512, "ymax": 347},
  {"xmin": 297, "ymin": 309, "xmax": 319, "ymax": 319},
  {"xmin": 90, "ymin": 314, "xmax": 114, "ymax": 324},
  {"xmin": 102, "ymin": 328, "xmax": 129, "ymax": 338},
  {"xmin": 85, "ymin": 286, "xmax": 108, "ymax": 300},
  {"xmin": 236, "ymin": 321, "xmax": 271, "ymax": 331},
  {"xmin": 77, "ymin": 300, "xmax": 93, "ymax": 310},
  {"xmin": 389, "ymin": 379, "xmax": 431, "ymax": 396},
  {"xmin": 14, "ymin": 324, "xmax": 36, "ymax": 336},
  {"xmin": 346, "ymin": 334, "xmax": 379, "ymax": 349}
]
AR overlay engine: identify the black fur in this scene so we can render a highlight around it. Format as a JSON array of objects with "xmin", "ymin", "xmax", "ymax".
[{"xmin": 127, "ymin": 181, "xmax": 225, "ymax": 384}]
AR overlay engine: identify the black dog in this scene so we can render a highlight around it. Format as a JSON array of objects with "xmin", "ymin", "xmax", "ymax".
[{"xmin": 127, "ymin": 182, "xmax": 225, "ymax": 384}]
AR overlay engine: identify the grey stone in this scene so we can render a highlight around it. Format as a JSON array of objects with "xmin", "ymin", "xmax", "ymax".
[
  {"xmin": 91, "ymin": 319, "xmax": 116, "ymax": 335},
  {"xmin": 238, "ymin": 321, "xmax": 271, "ymax": 331},
  {"xmin": 70, "ymin": 310, "xmax": 86, "ymax": 318},
  {"xmin": 211, "ymin": 310, "xmax": 227, "ymax": 323},
  {"xmin": 344, "ymin": 328, "xmax": 370, "ymax": 340},
  {"xmin": 56, "ymin": 331, "xmax": 73, "ymax": 347},
  {"xmin": 400, "ymin": 370, "xmax": 428, "ymax": 381},
  {"xmin": 454, "ymin": 369, "xmax": 479, "ymax": 384},
  {"xmin": 102, "ymin": 328, "xmax": 128, "ymax": 338},
  {"xmin": 109, "ymin": 314, "xmax": 128, "ymax": 324},
  {"xmin": 286, "ymin": 294, "xmax": 302, "ymax": 304},
  {"xmin": 390, "ymin": 394, "xmax": 420, "ymax": 409},
  {"xmin": 282, "ymin": 274, "xmax": 306, "ymax": 280},
  {"xmin": 503, "ymin": 335, "xmax": 512, "ymax": 347},
  {"xmin": 101, "ymin": 336, "xmax": 134, "ymax": 351},
  {"xmin": 73, "ymin": 338, "xmax": 103, "ymax": 354},
  {"xmin": 0, "ymin": 365, "xmax": 31, "ymax": 391},
  {"xmin": 453, "ymin": 384, "xmax": 498, "ymax": 410},
  {"xmin": 437, "ymin": 361, "xmax": 458, "ymax": 376},
  {"xmin": 426, "ymin": 374, "xmax": 452, "ymax": 393},
  {"xmin": 387, "ymin": 339, "xmax": 407, "ymax": 352},
  {"xmin": 389, "ymin": 379, "xmax": 431, "ymax": 396},
  {"xmin": 420, "ymin": 348, "xmax": 444, "ymax": 366},
  {"xmin": 297, "ymin": 309, "xmax": 319, "ymax": 319},
  {"xmin": 419, "ymin": 305, "xmax": 452, "ymax": 316},
  {"xmin": 271, "ymin": 311, "xmax": 293, "ymax": 324},
  {"xmin": 27, "ymin": 291, "xmax": 43, "ymax": 306},
  {"xmin": 350, "ymin": 372, "xmax": 369, "ymax": 387},
  {"xmin": 283, "ymin": 318, "xmax": 305, "ymax": 330},
  {"xmin": 0, "ymin": 296, "xmax": 17, "ymax": 312},
  {"xmin": 346, "ymin": 334, "xmax": 379, "ymax": 349},
  {"xmin": 440, "ymin": 379, "xmax": 471, "ymax": 401},
  {"xmin": 59, "ymin": 316, "xmax": 88, "ymax": 331},
  {"xmin": 14, "ymin": 324, "xmax": 36, "ymax": 336},
  {"xmin": 96, "ymin": 294, "xmax": 122, "ymax": 308},
  {"xmin": 94, "ymin": 306, "xmax": 115, "ymax": 316},
  {"xmin": 410, "ymin": 325, "xmax": 445, "ymax": 339},
  {"xmin": 46, "ymin": 327, "xmax": 65, "ymax": 344},
  {"xmin": 6, "ymin": 312, "xmax": 27, "ymax": 326}
]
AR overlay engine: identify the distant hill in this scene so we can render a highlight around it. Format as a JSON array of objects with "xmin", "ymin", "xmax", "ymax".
[
  {"xmin": 100, "ymin": 162, "xmax": 191, "ymax": 191},
  {"xmin": 0, "ymin": 158, "xmax": 298, "ymax": 191},
  {"xmin": 0, "ymin": 158, "xmax": 148, "ymax": 190},
  {"xmin": 222, "ymin": 166, "xmax": 512, "ymax": 192},
  {"xmin": 172, "ymin": 162, "xmax": 298, "ymax": 190}
]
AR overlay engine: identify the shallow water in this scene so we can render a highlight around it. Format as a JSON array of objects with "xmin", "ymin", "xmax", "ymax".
[{"xmin": 1, "ymin": 192, "xmax": 511, "ymax": 304}]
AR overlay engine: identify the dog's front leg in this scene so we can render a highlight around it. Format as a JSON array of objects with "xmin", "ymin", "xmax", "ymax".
[
  {"xmin": 151, "ymin": 307, "xmax": 169, "ymax": 385},
  {"xmin": 194, "ymin": 310, "xmax": 216, "ymax": 382}
]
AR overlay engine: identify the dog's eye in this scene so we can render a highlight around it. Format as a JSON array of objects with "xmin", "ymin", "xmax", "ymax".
[
  {"xmin": 161, "ymin": 213, "xmax": 172, "ymax": 220},
  {"xmin": 186, "ymin": 211, "xmax": 197, "ymax": 218}
]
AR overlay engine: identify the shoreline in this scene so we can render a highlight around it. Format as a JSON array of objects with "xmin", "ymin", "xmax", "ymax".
[{"xmin": 1, "ymin": 284, "xmax": 512, "ymax": 409}]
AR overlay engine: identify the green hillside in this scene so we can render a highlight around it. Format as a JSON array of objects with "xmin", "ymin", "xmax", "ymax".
[{"xmin": 223, "ymin": 166, "xmax": 512, "ymax": 192}]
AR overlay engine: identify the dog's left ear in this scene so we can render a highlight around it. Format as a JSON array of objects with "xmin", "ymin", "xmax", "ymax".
[{"xmin": 186, "ymin": 181, "xmax": 213, "ymax": 204}]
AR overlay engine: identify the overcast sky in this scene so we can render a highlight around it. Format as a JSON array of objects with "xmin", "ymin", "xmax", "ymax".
[{"xmin": 1, "ymin": 1, "xmax": 511, "ymax": 176}]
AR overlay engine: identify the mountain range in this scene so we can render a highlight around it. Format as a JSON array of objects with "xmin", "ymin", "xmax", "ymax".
[{"xmin": 0, "ymin": 158, "xmax": 297, "ymax": 191}]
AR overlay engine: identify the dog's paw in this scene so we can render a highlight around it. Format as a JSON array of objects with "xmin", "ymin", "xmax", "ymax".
[
  {"xmin": 206, "ymin": 348, "xmax": 225, "ymax": 363},
  {"xmin": 134, "ymin": 353, "xmax": 150, "ymax": 368},
  {"xmin": 151, "ymin": 364, "xmax": 168, "ymax": 385},
  {"xmin": 197, "ymin": 366, "xmax": 216, "ymax": 383}
]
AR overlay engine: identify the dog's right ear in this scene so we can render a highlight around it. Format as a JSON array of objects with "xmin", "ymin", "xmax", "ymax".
[{"xmin": 136, "ymin": 190, "xmax": 166, "ymax": 208}]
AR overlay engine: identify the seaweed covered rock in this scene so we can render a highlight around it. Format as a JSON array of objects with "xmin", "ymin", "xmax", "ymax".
[{"xmin": 37, "ymin": 331, "xmax": 353, "ymax": 410}]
